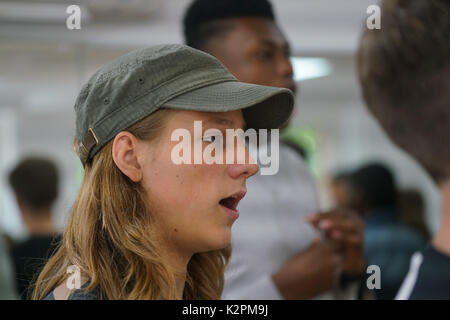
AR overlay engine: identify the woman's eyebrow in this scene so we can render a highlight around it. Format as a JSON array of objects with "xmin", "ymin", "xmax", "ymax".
[{"xmin": 204, "ymin": 117, "xmax": 245, "ymax": 129}]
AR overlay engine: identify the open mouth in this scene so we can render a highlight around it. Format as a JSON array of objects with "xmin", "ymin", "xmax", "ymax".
[{"xmin": 219, "ymin": 190, "xmax": 246, "ymax": 212}]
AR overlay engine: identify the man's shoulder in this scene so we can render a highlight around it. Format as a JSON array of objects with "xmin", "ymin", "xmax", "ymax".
[{"xmin": 406, "ymin": 246, "xmax": 450, "ymax": 299}]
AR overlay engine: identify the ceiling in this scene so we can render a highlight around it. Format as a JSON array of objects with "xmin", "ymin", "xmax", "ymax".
[
  {"xmin": 0, "ymin": 0, "xmax": 380, "ymax": 113},
  {"xmin": 0, "ymin": 0, "xmax": 380, "ymax": 54}
]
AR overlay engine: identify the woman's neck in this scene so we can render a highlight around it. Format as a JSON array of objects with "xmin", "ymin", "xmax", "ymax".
[
  {"xmin": 433, "ymin": 182, "xmax": 450, "ymax": 256},
  {"xmin": 172, "ymin": 256, "xmax": 188, "ymax": 300},
  {"xmin": 175, "ymin": 273, "xmax": 187, "ymax": 300},
  {"xmin": 160, "ymin": 243, "xmax": 192, "ymax": 300}
]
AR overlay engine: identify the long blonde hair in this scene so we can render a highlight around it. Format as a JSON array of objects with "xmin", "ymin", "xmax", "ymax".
[{"xmin": 32, "ymin": 109, "xmax": 231, "ymax": 300}]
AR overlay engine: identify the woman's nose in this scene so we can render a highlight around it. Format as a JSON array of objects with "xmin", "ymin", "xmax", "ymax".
[
  {"xmin": 228, "ymin": 162, "xmax": 259, "ymax": 180},
  {"xmin": 227, "ymin": 143, "xmax": 259, "ymax": 179}
]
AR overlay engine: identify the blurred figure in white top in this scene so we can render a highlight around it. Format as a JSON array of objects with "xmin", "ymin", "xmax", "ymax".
[{"xmin": 183, "ymin": 0, "xmax": 365, "ymax": 299}]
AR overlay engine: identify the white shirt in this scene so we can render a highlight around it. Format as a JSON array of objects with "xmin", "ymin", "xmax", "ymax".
[
  {"xmin": 223, "ymin": 142, "xmax": 323, "ymax": 299},
  {"xmin": 395, "ymin": 252, "xmax": 423, "ymax": 300}
]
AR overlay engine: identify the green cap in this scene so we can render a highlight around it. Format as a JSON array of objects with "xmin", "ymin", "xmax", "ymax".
[{"xmin": 75, "ymin": 44, "xmax": 294, "ymax": 166}]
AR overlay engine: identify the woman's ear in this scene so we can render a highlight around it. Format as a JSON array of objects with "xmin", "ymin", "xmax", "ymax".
[{"xmin": 112, "ymin": 132, "xmax": 143, "ymax": 182}]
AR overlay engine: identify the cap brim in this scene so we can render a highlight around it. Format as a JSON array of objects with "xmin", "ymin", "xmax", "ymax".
[{"xmin": 161, "ymin": 80, "xmax": 294, "ymax": 129}]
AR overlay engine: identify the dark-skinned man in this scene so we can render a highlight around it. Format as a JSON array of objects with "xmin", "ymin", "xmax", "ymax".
[{"xmin": 183, "ymin": 0, "xmax": 365, "ymax": 299}]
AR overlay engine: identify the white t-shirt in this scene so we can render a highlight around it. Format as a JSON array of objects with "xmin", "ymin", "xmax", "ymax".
[{"xmin": 223, "ymin": 142, "xmax": 326, "ymax": 299}]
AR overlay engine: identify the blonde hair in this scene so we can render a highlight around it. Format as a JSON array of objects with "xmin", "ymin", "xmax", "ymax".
[{"xmin": 32, "ymin": 109, "xmax": 231, "ymax": 300}]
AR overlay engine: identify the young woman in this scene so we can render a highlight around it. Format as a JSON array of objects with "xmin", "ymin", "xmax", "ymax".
[{"xmin": 33, "ymin": 44, "xmax": 293, "ymax": 300}]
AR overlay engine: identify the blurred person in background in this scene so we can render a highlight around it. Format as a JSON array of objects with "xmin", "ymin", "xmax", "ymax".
[
  {"xmin": 8, "ymin": 157, "xmax": 61, "ymax": 299},
  {"xmin": 358, "ymin": 0, "xmax": 450, "ymax": 299},
  {"xmin": 398, "ymin": 189, "xmax": 431, "ymax": 242},
  {"xmin": 347, "ymin": 163, "xmax": 427, "ymax": 300},
  {"xmin": 329, "ymin": 172, "xmax": 355, "ymax": 210},
  {"xmin": 0, "ymin": 231, "xmax": 18, "ymax": 299},
  {"xmin": 183, "ymin": 0, "xmax": 365, "ymax": 300}
]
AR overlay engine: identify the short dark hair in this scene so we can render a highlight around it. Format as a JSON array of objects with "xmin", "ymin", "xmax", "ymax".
[
  {"xmin": 350, "ymin": 163, "xmax": 397, "ymax": 210},
  {"xmin": 358, "ymin": 0, "xmax": 450, "ymax": 183},
  {"xmin": 183, "ymin": 0, "xmax": 275, "ymax": 50},
  {"xmin": 8, "ymin": 157, "xmax": 59, "ymax": 211}
]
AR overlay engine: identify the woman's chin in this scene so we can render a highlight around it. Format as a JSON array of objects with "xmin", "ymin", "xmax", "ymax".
[{"xmin": 201, "ymin": 229, "xmax": 232, "ymax": 252}]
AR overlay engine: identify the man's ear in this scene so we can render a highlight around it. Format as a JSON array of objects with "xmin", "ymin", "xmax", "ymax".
[
  {"xmin": 15, "ymin": 194, "xmax": 25, "ymax": 211},
  {"xmin": 112, "ymin": 132, "xmax": 143, "ymax": 182}
]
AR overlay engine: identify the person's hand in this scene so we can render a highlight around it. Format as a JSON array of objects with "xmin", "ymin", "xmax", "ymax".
[
  {"xmin": 308, "ymin": 209, "xmax": 365, "ymax": 277},
  {"xmin": 272, "ymin": 238, "xmax": 343, "ymax": 299}
]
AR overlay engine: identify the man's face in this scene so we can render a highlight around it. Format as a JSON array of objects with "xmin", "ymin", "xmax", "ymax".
[{"xmin": 206, "ymin": 17, "xmax": 297, "ymax": 94}]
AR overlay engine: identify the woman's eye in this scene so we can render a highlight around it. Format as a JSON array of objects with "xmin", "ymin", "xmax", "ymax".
[{"xmin": 203, "ymin": 135, "xmax": 218, "ymax": 143}]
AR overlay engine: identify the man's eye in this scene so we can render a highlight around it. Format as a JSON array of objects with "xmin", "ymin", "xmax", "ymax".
[{"xmin": 257, "ymin": 50, "xmax": 274, "ymax": 61}]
